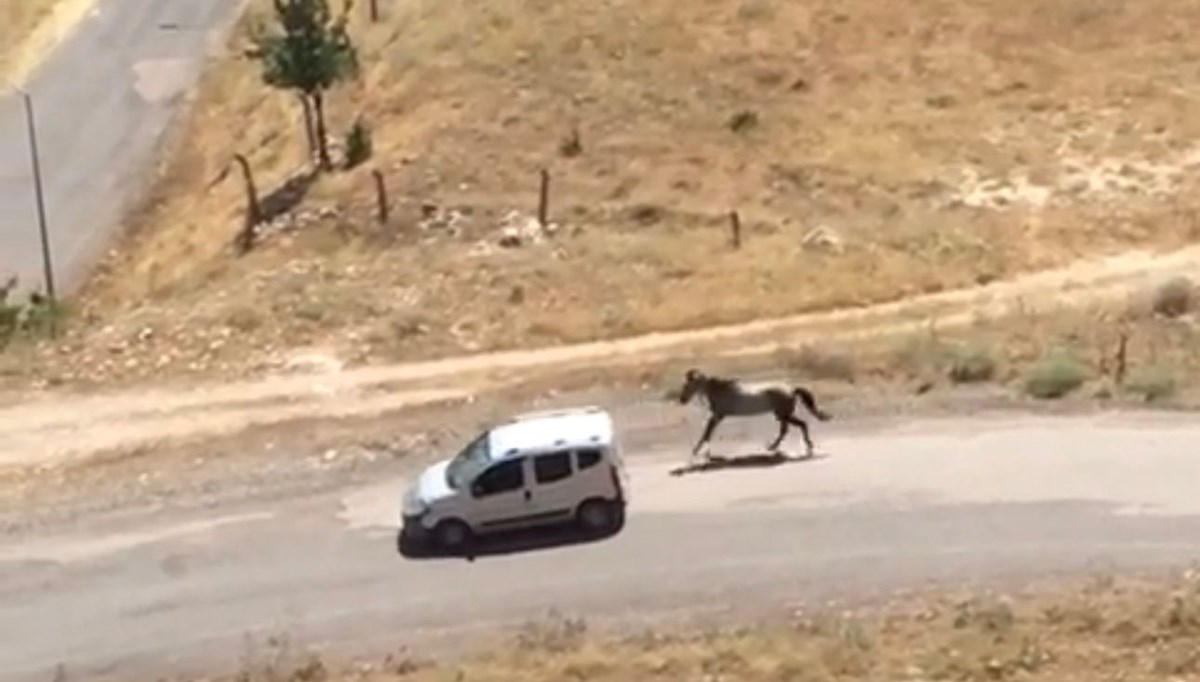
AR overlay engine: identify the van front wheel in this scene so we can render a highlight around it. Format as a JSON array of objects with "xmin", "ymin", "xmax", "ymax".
[
  {"xmin": 576, "ymin": 499, "xmax": 618, "ymax": 534},
  {"xmin": 434, "ymin": 519, "xmax": 472, "ymax": 551}
]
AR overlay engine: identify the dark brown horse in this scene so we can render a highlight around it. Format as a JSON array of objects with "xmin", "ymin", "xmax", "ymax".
[{"xmin": 678, "ymin": 368, "xmax": 831, "ymax": 463}]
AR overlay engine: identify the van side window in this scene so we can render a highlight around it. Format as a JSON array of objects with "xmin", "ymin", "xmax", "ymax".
[
  {"xmin": 473, "ymin": 458, "xmax": 524, "ymax": 497},
  {"xmin": 577, "ymin": 448, "xmax": 602, "ymax": 470},
  {"xmin": 534, "ymin": 451, "xmax": 572, "ymax": 484}
]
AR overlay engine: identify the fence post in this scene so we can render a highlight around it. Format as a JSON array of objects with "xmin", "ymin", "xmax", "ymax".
[
  {"xmin": 1115, "ymin": 329, "xmax": 1129, "ymax": 387},
  {"xmin": 537, "ymin": 169, "xmax": 550, "ymax": 228},
  {"xmin": 729, "ymin": 210, "xmax": 742, "ymax": 249},
  {"xmin": 372, "ymin": 169, "xmax": 389, "ymax": 225}
]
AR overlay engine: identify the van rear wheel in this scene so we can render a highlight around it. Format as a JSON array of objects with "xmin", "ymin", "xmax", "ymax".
[
  {"xmin": 434, "ymin": 519, "xmax": 472, "ymax": 550},
  {"xmin": 576, "ymin": 499, "xmax": 618, "ymax": 534}
]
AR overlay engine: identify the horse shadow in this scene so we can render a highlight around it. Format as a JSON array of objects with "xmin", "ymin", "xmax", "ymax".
[
  {"xmin": 395, "ymin": 515, "xmax": 625, "ymax": 563},
  {"xmin": 669, "ymin": 450, "xmax": 828, "ymax": 477}
]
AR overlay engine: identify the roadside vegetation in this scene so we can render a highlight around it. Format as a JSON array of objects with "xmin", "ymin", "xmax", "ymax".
[
  {"xmin": 0, "ymin": 0, "xmax": 95, "ymax": 82},
  {"xmin": 2, "ymin": 0, "xmax": 1199, "ymax": 395},
  {"xmin": 0, "ymin": 0, "xmax": 57, "ymax": 73},
  {"xmin": 222, "ymin": 570, "xmax": 1200, "ymax": 682}
]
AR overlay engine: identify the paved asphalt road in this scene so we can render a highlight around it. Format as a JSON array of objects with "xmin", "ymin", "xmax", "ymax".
[
  {"xmin": 3, "ymin": 411, "xmax": 1200, "ymax": 682},
  {"xmin": 0, "ymin": 0, "xmax": 245, "ymax": 295}
]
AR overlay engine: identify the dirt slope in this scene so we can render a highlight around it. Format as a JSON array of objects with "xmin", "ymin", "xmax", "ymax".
[{"xmin": 6, "ymin": 0, "xmax": 1200, "ymax": 392}]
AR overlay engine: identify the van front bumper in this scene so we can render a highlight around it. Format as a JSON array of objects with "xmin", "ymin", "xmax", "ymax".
[{"xmin": 400, "ymin": 512, "xmax": 434, "ymax": 542}]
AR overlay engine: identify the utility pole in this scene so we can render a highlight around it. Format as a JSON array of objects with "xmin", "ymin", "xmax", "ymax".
[{"xmin": 6, "ymin": 83, "xmax": 56, "ymax": 315}]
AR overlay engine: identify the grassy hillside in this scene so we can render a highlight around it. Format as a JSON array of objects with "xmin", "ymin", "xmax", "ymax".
[
  {"xmin": 0, "ymin": 0, "xmax": 87, "ymax": 81},
  {"xmin": 8, "ymin": 0, "xmax": 1200, "ymax": 388}
]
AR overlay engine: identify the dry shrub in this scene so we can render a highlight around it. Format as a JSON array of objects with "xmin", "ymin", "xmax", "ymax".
[
  {"xmin": 1152, "ymin": 276, "xmax": 1194, "ymax": 319},
  {"xmin": 219, "ymin": 574, "xmax": 1200, "ymax": 682},
  {"xmin": 514, "ymin": 612, "xmax": 588, "ymax": 654},
  {"xmin": 947, "ymin": 344, "xmax": 997, "ymax": 384},
  {"xmin": 786, "ymin": 344, "xmax": 856, "ymax": 382}
]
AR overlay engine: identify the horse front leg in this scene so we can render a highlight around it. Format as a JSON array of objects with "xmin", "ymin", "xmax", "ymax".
[
  {"xmin": 767, "ymin": 417, "xmax": 788, "ymax": 452},
  {"xmin": 692, "ymin": 414, "xmax": 722, "ymax": 462}
]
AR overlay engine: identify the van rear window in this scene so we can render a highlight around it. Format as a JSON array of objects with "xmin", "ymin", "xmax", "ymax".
[{"xmin": 577, "ymin": 448, "xmax": 602, "ymax": 470}]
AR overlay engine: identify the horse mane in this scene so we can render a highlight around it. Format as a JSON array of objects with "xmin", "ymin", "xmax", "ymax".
[{"xmin": 703, "ymin": 374, "xmax": 740, "ymax": 390}]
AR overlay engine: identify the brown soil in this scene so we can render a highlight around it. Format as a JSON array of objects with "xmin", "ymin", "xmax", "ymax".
[{"xmin": 6, "ymin": 0, "xmax": 1200, "ymax": 393}]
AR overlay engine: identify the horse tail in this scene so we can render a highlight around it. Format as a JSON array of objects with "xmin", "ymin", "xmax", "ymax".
[{"xmin": 793, "ymin": 386, "xmax": 831, "ymax": 421}]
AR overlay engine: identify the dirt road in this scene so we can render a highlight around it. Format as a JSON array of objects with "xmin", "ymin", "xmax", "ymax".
[
  {"xmin": 4, "ymin": 242, "xmax": 1200, "ymax": 471},
  {"xmin": 0, "ymin": 0, "xmax": 245, "ymax": 294},
  {"xmin": 3, "ymin": 409, "xmax": 1200, "ymax": 682}
]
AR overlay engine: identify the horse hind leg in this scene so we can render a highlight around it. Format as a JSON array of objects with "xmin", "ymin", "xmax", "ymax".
[{"xmin": 786, "ymin": 415, "xmax": 815, "ymax": 457}]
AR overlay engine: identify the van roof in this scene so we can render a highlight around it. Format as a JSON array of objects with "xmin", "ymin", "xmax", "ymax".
[{"xmin": 487, "ymin": 406, "xmax": 614, "ymax": 460}]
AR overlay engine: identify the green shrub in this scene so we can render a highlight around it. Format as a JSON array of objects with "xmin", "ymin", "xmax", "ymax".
[
  {"xmin": 0, "ymin": 285, "xmax": 62, "ymax": 349},
  {"xmin": 343, "ymin": 117, "xmax": 373, "ymax": 170},
  {"xmin": 728, "ymin": 109, "xmax": 759, "ymax": 133},
  {"xmin": 1124, "ymin": 366, "xmax": 1178, "ymax": 403},
  {"xmin": 1024, "ymin": 348, "xmax": 1087, "ymax": 399},
  {"xmin": 0, "ymin": 302, "xmax": 18, "ymax": 348},
  {"xmin": 559, "ymin": 128, "xmax": 582, "ymax": 157}
]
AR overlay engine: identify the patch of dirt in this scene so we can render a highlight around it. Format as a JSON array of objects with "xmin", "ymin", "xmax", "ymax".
[
  {"xmin": 2, "ymin": 240, "xmax": 1199, "ymax": 475},
  {"xmin": 12, "ymin": 0, "xmax": 1200, "ymax": 393}
]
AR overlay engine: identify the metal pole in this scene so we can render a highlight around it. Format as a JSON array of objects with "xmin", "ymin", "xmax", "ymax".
[{"xmin": 19, "ymin": 89, "xmax": 56, "ymax": 306}]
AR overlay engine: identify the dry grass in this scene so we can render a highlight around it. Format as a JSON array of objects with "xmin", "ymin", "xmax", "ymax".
[
  {"xmin": 0, "ymin": 0, "xmax": 98, "ymax": 83},
  {"xmin": 0, "ymin": 0, "xmax": 59, "ymax": 74},
  {"xmin": 226, "ymin": 570, "xmax": 1200, "ymax": 682},
  {"xmin": 855, "ymin": 296, "xmax": 1200, "ymax": 402},
  {"xmin": 8, "ymin": 0, "xmax": 1200, "ymax": 391}
]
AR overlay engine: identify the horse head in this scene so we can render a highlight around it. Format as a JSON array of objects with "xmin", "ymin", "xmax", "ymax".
[{"xmin": 679, "ymin": 368, "xmax": 706, "ymax": 404}]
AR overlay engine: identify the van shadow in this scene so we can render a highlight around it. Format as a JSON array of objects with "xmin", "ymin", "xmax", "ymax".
[
  {"xmin": 669, "ymin": 450, "xmax": 828, "ymax": 477},
  {"xmin": 396, "ymin": 516, "xmax": 625, "ymax": 562}
]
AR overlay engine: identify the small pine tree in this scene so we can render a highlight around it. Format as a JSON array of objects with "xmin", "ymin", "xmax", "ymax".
[
  {"xmin": 246, "ymin": 0, "xmax": 359, "ymax": 171},
  {"xmin": 344, "ymin": 117, "xmax": 373, "ymax": 169}
]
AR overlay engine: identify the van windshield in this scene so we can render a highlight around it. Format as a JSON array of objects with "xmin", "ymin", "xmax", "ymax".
[{"xmin": 445, "ymin": 433, "xmax": 491, "ymax": 490}]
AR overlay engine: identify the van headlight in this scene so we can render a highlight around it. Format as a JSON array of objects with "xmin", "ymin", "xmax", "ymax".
[{"xmin": 401, "ymin": 488, "xmax": 429, "ymax": 518}]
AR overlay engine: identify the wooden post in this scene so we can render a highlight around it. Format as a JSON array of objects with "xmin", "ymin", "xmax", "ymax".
[
  {"xmin": 729, "ymin": 210, "xmax": 742, "ymax": 249},
  {"xmin": 1115, "ymin": 330, "xmax": 1129, "ymax": 387},
  {"xmin": 537, "ymin": 169, "xmax": 550, "ymax": 228},
  {"xmin": 372, "ymin": 169, "xmax": 389, "ymax": 225},
  {"xmin": 368, "ymin": 0, "xmax": 380, "ymax": 21},
  {"xmin": 233, "ymin": 153, "xmax": 263, "ymax": 255}
]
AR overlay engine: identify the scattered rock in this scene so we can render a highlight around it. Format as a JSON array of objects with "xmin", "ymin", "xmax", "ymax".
[
  {"xmin": 497, "ymin": 210, "xmax": 557, "ymax": 248},
  {"xmin": 801, "ymin": 225, "xmax": 844, "ymax": 253},
  {"xmin": 418, "ymin": 204, "xmax": 470, "ymax": 236},
  {"xmin": 283, "ymin": 352, "xmax": 345, "ymax": 375}
]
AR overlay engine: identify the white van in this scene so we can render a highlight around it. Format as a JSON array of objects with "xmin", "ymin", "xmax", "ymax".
[{"xmin": 399, "ymin": 406, "xmax": 628, "ymax": 550}]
